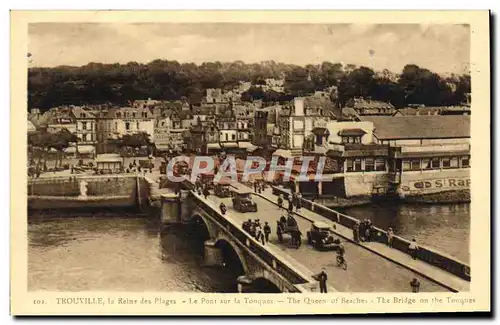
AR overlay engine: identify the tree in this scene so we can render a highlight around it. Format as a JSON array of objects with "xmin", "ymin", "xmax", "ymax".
[
  {"xmin": 117, "ymin": 132, "xmax": 153, "ymax": 155},
  {"xmin": 27, "ymin": 129, "xmax": 77, "ymax": 170}
]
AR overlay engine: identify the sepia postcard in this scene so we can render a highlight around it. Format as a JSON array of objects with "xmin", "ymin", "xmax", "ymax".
[{"xmin": 11, "ymin": 10, "xmax": 490, "ymax": 315}]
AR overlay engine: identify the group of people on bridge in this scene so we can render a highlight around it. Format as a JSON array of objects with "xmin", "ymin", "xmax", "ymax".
[
  {"xmin": 277, "ymin": 193, "xmax": 303, "ymax": 213},
  {"xmin": 241, "ymin": 219, "xmax": 271, "ymax": 245},
  {"xmin": 352, "ymin": 219, "xmax": 375, "ymax": 243}
]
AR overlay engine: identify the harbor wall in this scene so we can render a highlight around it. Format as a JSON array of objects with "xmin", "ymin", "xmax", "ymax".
[
  {"xmin": 397, "ymin": 169, "xmax": 471, "ymax": 197},
  {"xmin": 344, "ymin": 172, "xmax": 391, "ymax": 197},
  {"xmin": 27, "ymin": 175, "xmax": 145, "ymax": 210}
]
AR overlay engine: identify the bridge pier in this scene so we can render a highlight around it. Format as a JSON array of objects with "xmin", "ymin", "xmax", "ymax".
[
  {"xmin": 160, "ymin": 193, "xmax": 181, "ymax": 224},
  {"xmin": 237, "ymin": 275, "xmax": 253, "ymax": 293},
  {"xmin": 179, "ymin": 189, "xmax": 193, "ymax": 222},
  {"xmin": 204, "ymin": 240, "xmax": 223, "ymax": 267}
]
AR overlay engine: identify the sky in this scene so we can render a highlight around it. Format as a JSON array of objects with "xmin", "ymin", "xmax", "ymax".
[{"xmin": 28, "ymin": 23, "xmax": 470, "ymax": 74}]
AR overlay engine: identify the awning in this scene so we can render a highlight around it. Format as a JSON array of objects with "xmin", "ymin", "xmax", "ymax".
[
  {"xmin": 63, "ymin": 147, "xmax": 77, "ymax": 153},
  {"xmin": 155, "ymin": 144, "xmax": 171, "ymax": 151},
  {"xmin": 96, "ymin": 154, "xmax": 123, "ymax": 163},
  {"xmin": 221, "ymin": 142, "xmax": 238, "ymax": 148},
  {"xmin": 312, "ymin": 127, "xmax": 329, "ymax": 136},
  {"xmin": 77, "ymin": 146, "xmax": 95, "ymax": 154},
  {"xmin": 238, "ymin": 141, "xmax": 254, "ymax": 149},
  {"xmin": 207, "ymin": 143, "xmax": 222, "ymax": 149},
  {"xmin": 338, "ymin": 128, "xmax": 367, "ymax": 136},
  {"xmin": 273, "ymin": 149, "xmax": 293, "ymax": 158}
]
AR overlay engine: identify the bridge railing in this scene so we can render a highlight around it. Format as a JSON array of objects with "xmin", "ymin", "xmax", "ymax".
[{"xmin": 271, "ymin": 185, "xmax": 471, "ymax": 281}]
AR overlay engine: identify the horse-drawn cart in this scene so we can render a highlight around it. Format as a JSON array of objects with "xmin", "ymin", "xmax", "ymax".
[{"xmin": 277, "ymin": 214, "xmax": 302, "ymax": 248}]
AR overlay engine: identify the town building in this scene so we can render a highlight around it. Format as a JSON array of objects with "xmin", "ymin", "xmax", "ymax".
[
  {"xmin": 27, "ymin": 120, "xmax": 36, "ymax": 133},
  {"xmin": 276, "ymin": 97, "xmax": 338, "ymax": 157},
  {"xmin": 361, "ymin": 115, "xmax": 471, "ymax": 198},
  {"xmin": 70, "ymin": 106, "xmax": 97, "ymax": 157},
  {"xmin": 96, "ymin": 106, "xmax": 155, "ymax": 153},
  {"xmin": 206, "ymin": 88, "xmax": 224, "ymax": 104},
  {"xmin": 347, "ymin": 97, "xmax": 396, "ymax": 116}
]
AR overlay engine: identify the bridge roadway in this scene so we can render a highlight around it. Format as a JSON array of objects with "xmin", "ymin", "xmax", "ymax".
[{"xmin": 204, "ymin": 192, "xmax": 448, "ymax": 293}]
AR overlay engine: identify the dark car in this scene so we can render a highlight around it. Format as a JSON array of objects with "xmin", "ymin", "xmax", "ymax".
[
  {"xmin": 214, "ymin": 182, "xmax": 232, "ymax": 198},
  {"xmin": 306, "ymin": 221, "xmax": 339, "ymax": 251},
  {"xmin": 231, "ymin": 188, "xmax": 258, "ymax": 213}
]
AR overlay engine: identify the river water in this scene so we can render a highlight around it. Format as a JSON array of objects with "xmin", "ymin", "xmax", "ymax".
[
  {"xmin": 28, "ymin": 202, "xmax": 470, "ymax": 291},
  {"xmin": 28, "ymin": 212, "xmax": 240, "ymax": 292},
  {"xmin": 338, "ymin": 202, "xmax": 470, "ymax": 263}
]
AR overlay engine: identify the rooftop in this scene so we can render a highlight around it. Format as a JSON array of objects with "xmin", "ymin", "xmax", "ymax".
[{"xmin": 360, "ymin": 115, "xmax": 471, "ymax": 140}]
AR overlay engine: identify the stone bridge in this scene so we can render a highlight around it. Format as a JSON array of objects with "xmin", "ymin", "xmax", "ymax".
[{"xmin": 160, "ymin": 180, "xmax": 325, "ymax": 293}]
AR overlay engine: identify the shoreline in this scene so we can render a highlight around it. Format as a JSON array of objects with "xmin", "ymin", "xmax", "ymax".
[{"xmin": 306, "ymin": 189, "xmax": 471, "ymax": 208}]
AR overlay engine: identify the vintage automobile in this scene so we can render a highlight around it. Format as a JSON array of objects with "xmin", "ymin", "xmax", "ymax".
[
  {"xmin": 214, "ymin": 181, "xmax": 232, "ymax": 198},
  {"xmin": 231, "ymin": 188, "xmax": 258, "ymax": 213},
  {"xmin": 139, "ymin": 159, "xmax": 154, "ymax": 170},
  {"xmin": 306, "ymin": 221, "xmax": 339, "ymax": 251}
]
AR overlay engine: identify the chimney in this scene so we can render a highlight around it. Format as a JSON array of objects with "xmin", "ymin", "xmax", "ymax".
[{"xmin": 294, "ymin": 98, "xmax": 305, "ymax": 116}]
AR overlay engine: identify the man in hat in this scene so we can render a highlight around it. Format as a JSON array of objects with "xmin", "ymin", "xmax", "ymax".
[
  {"xmin": 410, "ymin": 278, "xmax": 420, "ymax": 293},
  {"xmin": 313, "ymin": 268, "xmax": 328, "ymax": 293},
  {"xmin": 387, "ymin": 227, "xmax": 395, "ymax": 248}
]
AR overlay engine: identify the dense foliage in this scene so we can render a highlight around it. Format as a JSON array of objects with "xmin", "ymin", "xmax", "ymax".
[{"xmin": 28, "ymin": 60, "xmax": 470, "ymax": 110}]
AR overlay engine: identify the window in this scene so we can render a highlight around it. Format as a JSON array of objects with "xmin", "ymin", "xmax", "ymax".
[
  {"xmin": 82, "ymin": 122, "xmax": 87, "ymax": 130},
  {"xmin": 346, "ymin": 159, "xmax": 353, "ymax": 172},
  {"xmin": 136, "ymin": 122, "xmax": 140, "ymax": 130},
  {"xmin": 461, "ymin": 156, "xmax": 470, "ymax": 168},
  {"xmin": 132, "ymin": 112, "xmax": 136, "ymax": 118},
  {"xmin": 422, "ymin": 159, "xmax": 431, "ymax": 170},
  {"xmin": 341, "ymin": 136, "xmax": 362, "ymax": 144},
  {"xmin": 81, "ymin": 113, "xmax": 86, "ymax": 118},
  {"xmin": 143, "ymin": 112, "xmax": 147, "ymax": 118},
  {"xmin": 82, "ymin": 134, "xmax": 88, "ymax": 142},
  {"xmin": 116, "ymin": 112, "xmax": 121, "ymax": 118},
  {"xmin": 316, "ymin": 135, "xmax": 323, "ymax": 146},
  {"xmin": 232, "ymin": 134, "xmax": 236, "ymax": 141},
  {"xmin": 411, "ymin": 159, "xmax": 420, "ymax": 171},
  {"xmin": 353, "ymin": 158, "xmax": 362, "ymax": 171},
  {"xmin": 115, "ymin": 122, "xmax": 118, "ymax": 130},
  {"xmin": 442, "ymin": 157, "xmax": 451, "ymax": 168},
  {"xmin": 364, "ymin": 157, "xmax": 375, "ymax": 172},
  {"xmin": 375, "ymin": 158, "xmax": 386, "ymax": 171},
  {"xmin": 403, "ymin": 160, "xmax": 411, "ymax": 171},
  {"xmin": 225, "ymin": 134, "xmax": 229, "ymax": 141},
  {"xmin": 431, "ymin": 158, "xmax": 440, "ymax": 169},
  {"xmin": 450, "ymin": 157, "xmax": 459, "ymax": 168},
  {"xmin": 125, "ymin": 122, "xmax": 130, "ymax": 130}
]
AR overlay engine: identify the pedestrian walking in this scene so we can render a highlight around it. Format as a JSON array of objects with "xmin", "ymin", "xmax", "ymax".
[
  {"xmin": 203, "ymin": 186, "xmax": 210, "ymax": 199},
  {"xmin": 288, "ymin": 198, "xmax": 293, "ymax": 212},
  {"xmin": 256, "ymin": 225, "xmax": 265, "ymax": 245},
  {"xmin": 263, "ymin": 222, "xmax": 271, "ymax": 243},
  {"xmin": 313, "ymin": 268, "xmax": 328, "ymax": 293},
  {"xmin": 276, "ymin": 221, "xmax": 284, "ymax": 243},
  {"xmin": 410, "ymin": 278, "xmax": 420, "ymax": 293},
  {"xmin": 253, "ymin": 182, "xmax": 258, "ymax": 192},
  {"xmin": 353, "ymin": 221, "xmax": 360, "ymax": 242},
  {"xmin": 296, "ymin": 193, "xmax": 302, "ymax": 213},
  {"xmin": 387, "ymin": 227, "xmax": 395, "ymax": 247},
  {"xmin": 408, "ymin": 239, "xmax": 419, "ymax": 260},
  {"xmin": 359, "ymin": 220, "xmax": 366, "ymax": 242},
  {"xmin": 277, "ymin": 194, "xmax": 284, "ymax": 210}
]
